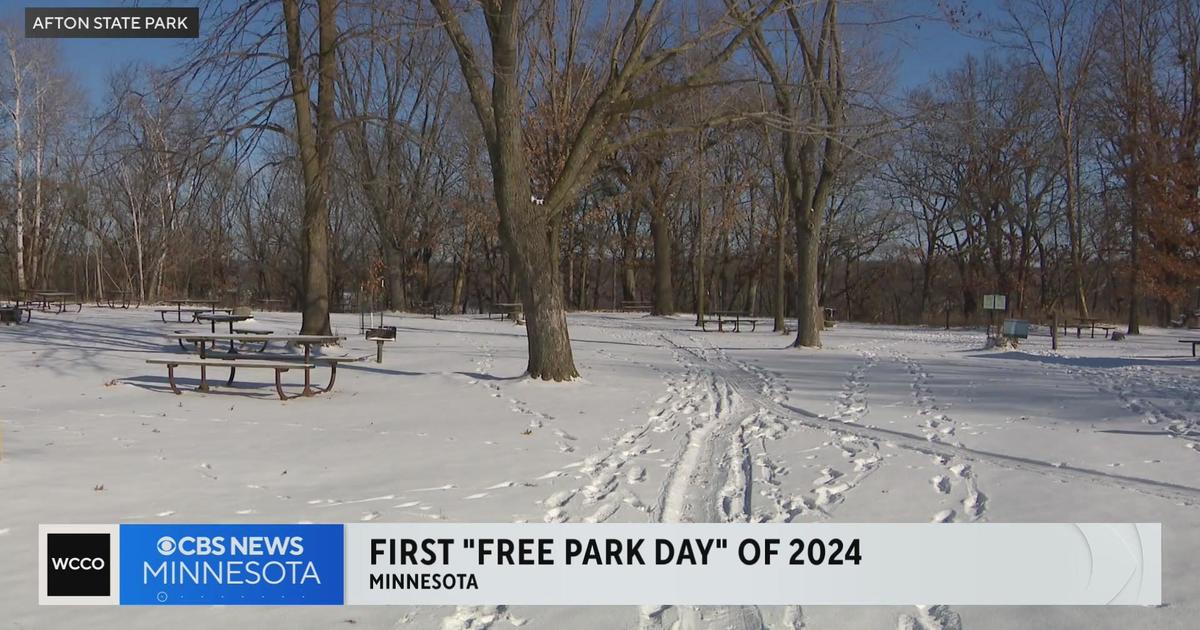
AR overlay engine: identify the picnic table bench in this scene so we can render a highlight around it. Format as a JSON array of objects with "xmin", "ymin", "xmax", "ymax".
[
  {"xmin": 158, "ymin": 300, "xmax": 222, "ymax": 323},
  {"xmin": 98, "ymin": 290, "xmax": 137, "ymax": 309},
  {"xmin": 414, "ymin": 301, "xmax": 442, "ymax": 319},
  {"xmin": 23, "ymin": 291, "xmax": 81, "ymax": 314},
  {"xmin": 161, "ymin": 332, "xmax": 346, "ymax": 398},
  {"xmin": 1062, "ymin": 317, "xmax": 1103, "ymax": 338},
  {"xmin": 1097, "ymin": 324, "xmax": 1119, "ymax": 339},
  {"xmin": 1179, "ymin": 339, "xmax": 1200, "ymax": 357},
  {"xmin": 146, "ymin": 357, "xmax": 314, "ymax": 400},
  {"xmin": 701, "ymin": 311, "xmax": 759, "ymax": 332},
  {"xmin": 621, "ymin": 301, "xmax": 653, "ymax": 312}
]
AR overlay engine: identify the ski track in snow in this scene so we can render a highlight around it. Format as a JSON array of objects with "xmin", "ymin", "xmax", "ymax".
[{"xmin": 331, "ymin": 317, "xmax": 1196, "ymax": 630}]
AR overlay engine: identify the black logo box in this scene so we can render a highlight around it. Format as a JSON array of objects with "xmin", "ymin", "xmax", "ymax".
[
  {"xmin": 26, "ymin": 7, "xmax": 199, "ymax": 39},
  {"xmin": 46, "ymin": 533, "xmax": 111, "ymax": 597}
]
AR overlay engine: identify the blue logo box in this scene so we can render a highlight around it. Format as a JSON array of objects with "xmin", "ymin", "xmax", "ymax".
[{"xmin": 119, "ymin": 524, "xmax": 344, "ymax": 605}]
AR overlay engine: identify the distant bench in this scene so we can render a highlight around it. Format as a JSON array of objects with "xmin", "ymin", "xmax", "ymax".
[
  {"xmin": 1179, "ymin": 339, "xmax": 1200, "ymax": 357},
  {"xmin": 701, "ymin": 311, "xmax": 760, "ymax": 332},
  {"xmin": 414, "ymin": 301, "xmax": 441, "ymax": 319},
  {"xmin": 158, "ymin": 307, "xmax": 212, "ymax": 323},
  {"xmin": 487, "ymin": 302, "xmax": 523, "ymax": 323},
  {"xmin": 621, "ymin": 301, "xmax": 652, "ymax": 312}
]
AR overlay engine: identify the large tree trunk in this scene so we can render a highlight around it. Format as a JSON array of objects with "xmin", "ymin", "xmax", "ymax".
[
  {"xmin": 435, "ymin": 0, "xmax": 577, "ymax": 380},
  {"xmin": 649, "ymin": 208, "xmax": 675, "ymax": 315},
  {"xmin": 385, "ymin": 245, "xmax": 407, "ymax": 311},
  {"xmin": 284, "ymin": 0, "xmax": 335, "ymax": 335},
  {"xmin": 793, "ymin": 210, "xmax": 823, "ymax": 347},
  {"xmin": 499, "ymin": 199, "xmax": 578, "ymax": 379}
]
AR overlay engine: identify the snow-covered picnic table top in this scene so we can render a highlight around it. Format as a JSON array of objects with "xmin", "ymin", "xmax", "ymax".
[{"xmin": 166, "ymin": 332, "xmax": 345, "ymax": 343}]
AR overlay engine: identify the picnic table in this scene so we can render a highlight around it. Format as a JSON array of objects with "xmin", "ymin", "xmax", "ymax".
[
  {"xmin": 621, "ymin": 301, "xmax": 653, "ymax": 312},
  {"xmin": 702, "ymin": 311, "xmax": 759, "ymax": 332},
  {"xmin": 1179, "ymin": 339, "xmax": 1200, "ymax": 357},
  {"xmin": 1063, "ymin": 317, "xmax": 1103, "ymax": 339},
  {"xmin": 163, "ymin": 333, "xmax": 347, "ymax": 398},
  {"xmin": 23, "ymin": 290, "xmax": 81, "ymax": 314},
  {"xmin": 490, "ymin": 302, "xmax": 523, "ymax": 323},
  {"xmin": 98, "ymin": 290, "xmax": 138, "ymax": 309},
  {"xmin": 160, "ymin": 299, "xmax": 221, "ymax": 323}
]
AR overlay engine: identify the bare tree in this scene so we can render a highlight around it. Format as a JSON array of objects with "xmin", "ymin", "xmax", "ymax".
[
  {"xmin": 740, "ymin": 0, "xmax": 849, "ymax": 347},
  {"xmin": 1001, "ymin": 0, "xmax": 1102, "ymax": 318},
  {"xmin": 430, "ymin": 0, "xmax": 781, "ymax": 380}
]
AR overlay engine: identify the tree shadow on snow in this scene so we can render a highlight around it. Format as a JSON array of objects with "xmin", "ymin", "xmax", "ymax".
[
  {"xmin": 454, "ymin": 371, "xmax": 525, "ymax": 382},
  {"xmin": 967, "ymin": 351, "xmax": 1200, "ymax": 370}
]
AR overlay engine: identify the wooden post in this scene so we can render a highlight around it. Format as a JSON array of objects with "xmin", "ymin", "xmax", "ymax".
[{"xmin": 1051, "ymin": 311, "xmax": 1059, "ymax": 351}]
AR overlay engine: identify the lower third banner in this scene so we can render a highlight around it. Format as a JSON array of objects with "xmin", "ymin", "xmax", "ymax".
[{"xmin": 40, "ymin": 522, "xmax": 1160, "ymax": 606}]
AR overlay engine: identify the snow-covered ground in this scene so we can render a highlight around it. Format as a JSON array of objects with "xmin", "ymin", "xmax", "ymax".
[{"xmin": 2, "ymin": 308, "xmax": 1198, "ymax": 629}]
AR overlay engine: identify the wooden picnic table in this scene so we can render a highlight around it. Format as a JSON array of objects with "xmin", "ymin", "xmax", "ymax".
[
  {"xmin": 195, "ymin": 312, "xmax": 252, "ymax": 333},
  {"xmin": 491, "ymin": 302, "xmax": 523, "ymax": 322},
  {"xmin": 195, "ymin": 312, "xmax": 256, "ymax": 354},
  {"xmin": 1063, "ymin": 317, "xmax": 1103, "ymax": 339},
  {"xmin": 23, "ymin": 290, "xmax": 81, "ymax": 314},
  {"xmin": 167, "ymin": 333, "xmax": 346, "ymax": 397},
  {"xmin": 621, "ymin": 300, "xmax": 653, "ymax": 312},
  {"xmin": 1179, "ymin": 338, "xmax": 1200, "ymax": 357},
  {"xmin": 162, "ymin": 299, "xmax": 220, "ymax": 323},
  {"xmin": 704, "ymin": 311, "xmax": 758, "ymax": 332},
  {"xmin": 99, "ymin": 290, "xmax": 137, "ymax": 309}
]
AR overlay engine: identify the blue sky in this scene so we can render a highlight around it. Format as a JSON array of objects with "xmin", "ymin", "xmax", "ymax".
[{"xmin": 7, "ymin": 0, "xmax": 998, "ymax": 107}]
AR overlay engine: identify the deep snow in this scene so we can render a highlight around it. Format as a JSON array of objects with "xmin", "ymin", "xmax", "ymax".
[{"xmin": 1, "ymin": 308, "xmax": 1197, "ymax": 628}]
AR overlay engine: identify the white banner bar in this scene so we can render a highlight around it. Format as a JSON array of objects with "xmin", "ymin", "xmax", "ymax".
[{"xmin": 343, "ymin": 523, "xmax": 1160, "ymax": 606}]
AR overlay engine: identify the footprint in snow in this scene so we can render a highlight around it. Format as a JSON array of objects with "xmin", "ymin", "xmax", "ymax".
[
  {"xmin": 626, "ymin": 467, "xmax": 646, "ymax": 484},
  {"xmin": 361, "ymin": 511, "xmax": 381, "ymax": 521},
  {"xmin": 156, "ymin": 510, "xmax": 176, "ymax": 517},
  {"xmin": 932, "ymin": 509, "xmax": 955, "ymax": 523},
  {"xmin": 465, "ymin": 493, "xmax": 489, "ymax": 500}
]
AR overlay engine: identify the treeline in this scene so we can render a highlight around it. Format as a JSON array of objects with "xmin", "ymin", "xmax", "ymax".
[{"xmin": 1, "ymin": 1, "xmax": 1198, "ymax": 379}]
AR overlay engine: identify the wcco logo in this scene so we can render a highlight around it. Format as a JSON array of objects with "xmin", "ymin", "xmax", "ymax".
[
  {"xmin": 40, "ymin": 525, "xmax": 119, "ymax": 604},
  {"xmin": 50, "ymin": 555, "xmax": 107, "ymax": 571}
]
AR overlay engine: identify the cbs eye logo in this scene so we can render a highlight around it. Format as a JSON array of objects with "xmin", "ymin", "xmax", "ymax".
[
  {"xmin": 46, "ymin": 533, "xmax": 111, "ymax": 597},
  {"xmin": 157, "ymin": 536, "xmax": 176, "ymax": 555}
]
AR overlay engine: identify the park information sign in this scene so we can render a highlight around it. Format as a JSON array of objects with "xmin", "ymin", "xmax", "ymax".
[
  {"xmin": 39, "ymin": 522, "xmax": 1161, "ymax": 606},
  {"xmin": 983, "ymin": 294, "xmax": 1007, "ymax": 311}
]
